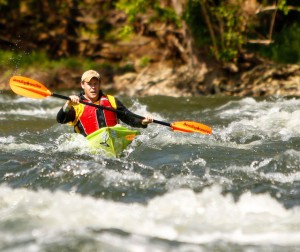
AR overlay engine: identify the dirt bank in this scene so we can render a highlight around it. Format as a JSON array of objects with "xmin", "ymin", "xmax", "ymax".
[{"xmin": 2, "ymin": 60, "xmax": 299, "ymax": 98}]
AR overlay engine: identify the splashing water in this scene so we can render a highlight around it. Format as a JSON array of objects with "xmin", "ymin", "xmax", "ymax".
[{"xmin": 1, "ymin": 94, "xmax": 300, "ymax": 251}]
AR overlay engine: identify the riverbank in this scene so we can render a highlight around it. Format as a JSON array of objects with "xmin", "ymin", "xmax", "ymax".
[
  {"xmin": 1, "ymin": 60, "xmax": 299, "ymax": 97},
  {"xmin": 114, "ymin": 61, "xmax": 300, "ymax": 97}
]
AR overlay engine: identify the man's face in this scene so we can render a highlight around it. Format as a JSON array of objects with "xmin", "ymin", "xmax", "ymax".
[{"xmin": 81, "ymin": 77, "xmax": 100, "ymax": 102}]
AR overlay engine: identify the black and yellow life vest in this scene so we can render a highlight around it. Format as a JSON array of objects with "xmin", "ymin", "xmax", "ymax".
[{"xmin": 68, "ymin": 95, "xmax": 118, "ymax": 136}]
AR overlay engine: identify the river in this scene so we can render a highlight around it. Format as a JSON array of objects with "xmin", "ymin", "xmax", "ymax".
[{"xmin": 1, "ymin": 91, "xmax": 300, "ymax": 251}]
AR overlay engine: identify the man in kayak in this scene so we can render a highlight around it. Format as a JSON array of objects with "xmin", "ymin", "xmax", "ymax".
[{"xmin": 57, "ymin": 69, "xmax": 153, "ymax": 136}]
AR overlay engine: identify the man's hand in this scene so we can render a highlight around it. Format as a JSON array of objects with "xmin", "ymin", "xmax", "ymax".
[
  {"xmin": 142, "ymin": 114, "xmax": 154, "ymax": 125},
  {"xmin": 68, "ymin": 95, "xmax": 80, "ymax": 105},
  {"xmin": 63, "ymin": 95, "xmax": 80, "ymax": 112}
]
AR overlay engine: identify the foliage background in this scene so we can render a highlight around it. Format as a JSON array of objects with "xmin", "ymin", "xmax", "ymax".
[{"xmin": 0, "ymin": 0, "xmax": 299, "ymax": 92}]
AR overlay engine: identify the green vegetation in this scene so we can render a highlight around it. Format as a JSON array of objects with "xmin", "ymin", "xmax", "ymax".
[
  {"xmin": 0, "ymin": 0, "xmax": 299, "ymax": 68},
  {"xmin": 116, "ymin": 0, "xmax": 300, "ymax": 63},
  {"xmin": 116, "ymin": 0, "xmax": 180, "ymax": 39},
  {"xmin": 256, "ymin": 23, "xmax": 300, "ymax": 63},
  {"xmin": 0, "ymin": 50, "xmax": 134, "ymax": 76},
  {"xmin": 116, "ymin": 0, "xmax": 180, "ymax": 25},
  {"xmin": 139, "ymin": 56, "xmax": 151, "ymax": 68},
  {"xmin": 183, "ymin": 1, "xmax": 210, "ymax": 47}
]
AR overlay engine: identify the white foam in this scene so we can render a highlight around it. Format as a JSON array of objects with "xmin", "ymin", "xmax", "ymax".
[
  {"xmin": 4, "ymin": 107, "xmax": 59, "ymax": 118},
  {"xmin": 0, "ymin": 185, "xmax": 299, "ymax": 247},
  {"xmin": 215, "ymin": 98, "xmax": 300, "ymax": 143},
  {"xmin": 0, "ymin": 136, "xmax": 15, "ymax": 144},
  {"xmin": 0, "ymin": 142, "xmax": 45, "ymax": 152},
  {"xmin": 266, "ymin": 173, "xmax": 300, "ymax": 184},
  {"xmin": 223, "ymin": 150, "xmax": 300, "ymax": 185},
  {"xmin": 54, "ymin": 133, "xmax": 90, "ymax": 154}
]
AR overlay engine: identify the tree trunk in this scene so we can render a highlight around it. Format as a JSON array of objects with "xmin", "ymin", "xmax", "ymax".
[
  {"xmin": 66, "ymin": 0, "xmax": 80, "ymax": 55},
  {"xmin": 171, "ymin": 0, "xmax": 199, "ymax": 67}
]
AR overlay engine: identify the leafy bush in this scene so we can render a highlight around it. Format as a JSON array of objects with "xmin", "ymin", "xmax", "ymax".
[{"xmin": 256, "ymin": 23, "xmax": 300, "ymax": 63}]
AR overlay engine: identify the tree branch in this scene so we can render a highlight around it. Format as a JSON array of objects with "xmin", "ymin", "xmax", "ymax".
[
  {"xmin": 199, "ymin": 0, "xmax": 219, "ymax": 58},
  {"xmin": 256, "ymin": 5, "xmax": 299, "ymax": 14},
  {"xmin": 247, "ymin": 39, "xmax": 274, "ymax": 45}
]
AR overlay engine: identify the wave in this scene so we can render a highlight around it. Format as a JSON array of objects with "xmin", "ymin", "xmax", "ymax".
[
  {"xmin": 0, "ymin": 185, "xmax": 299, "ymax": 250},
  {"xmin": 213, "ymin": 97, "xmax": 300, "ymax": 143}
]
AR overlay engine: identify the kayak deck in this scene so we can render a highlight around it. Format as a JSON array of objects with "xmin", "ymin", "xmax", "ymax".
[{"xmin": 86, "ymin": 126, "xmax": 140, "ymax": 158}]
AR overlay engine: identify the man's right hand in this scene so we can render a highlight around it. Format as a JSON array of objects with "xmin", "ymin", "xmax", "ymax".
[
  {"xmin": 63, "ymin": 95, "xmax": 80, "ymax": 112},
  {"xmin": 68, "ymin": 95, "xmax": 80, "ymax": 105}
]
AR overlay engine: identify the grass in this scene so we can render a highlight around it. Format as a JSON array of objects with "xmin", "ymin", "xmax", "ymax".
[
  {"xmin": 0, "ymin": 50, "xmax": 135, "ymax": 75},
  {"xmin": 0, "ymin": 50, "xmax": 95, "ymax": 70}
]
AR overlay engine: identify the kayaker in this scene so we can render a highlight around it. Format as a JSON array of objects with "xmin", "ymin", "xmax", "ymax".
[{"xmin": 56, "ymin": 69, "xmax": 153, "ymax": 136}]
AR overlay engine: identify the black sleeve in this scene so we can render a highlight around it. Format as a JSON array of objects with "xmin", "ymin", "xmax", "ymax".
[
  {"xmin": 115, "ymin": 99, "xmax": 147, "ymax": 128},
  {"xmin": 56, "ymin": 107, "xmax": 76, "ymax": 124}
]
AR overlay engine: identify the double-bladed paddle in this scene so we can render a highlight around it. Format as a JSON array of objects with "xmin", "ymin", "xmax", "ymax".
[{"xmin": 9, "ymin": 76, "xmax": 212, "ymax": 135}]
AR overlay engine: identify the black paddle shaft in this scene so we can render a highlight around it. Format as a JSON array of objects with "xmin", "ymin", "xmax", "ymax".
[{"xmin": 51, "ymin": 93, "xmax": 171, "ymax": 127}]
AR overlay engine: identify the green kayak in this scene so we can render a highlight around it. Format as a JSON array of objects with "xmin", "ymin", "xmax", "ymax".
[{"xmin": 86, "ymin": 126, "xmax": 140, "ymax": 158}]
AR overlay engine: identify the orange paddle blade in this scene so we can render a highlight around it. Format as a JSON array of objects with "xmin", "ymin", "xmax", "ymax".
[
  {"xmin": 171, "ymin": 121, "xmax": 212, "ymax": 135},
  {"xmin": 9, "ymin": 76, "xmax": 52, "ymax": 99}
]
